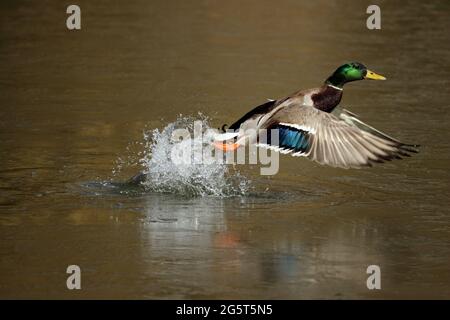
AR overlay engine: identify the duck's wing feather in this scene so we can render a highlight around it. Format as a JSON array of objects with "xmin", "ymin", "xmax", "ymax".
[
  {"xmin": 228, "ymin": 98, "xmax": 288, "ymax": 130},
  {"xmin": 258, "ymin": 105, "xmax": 419, "ymax": 169}
]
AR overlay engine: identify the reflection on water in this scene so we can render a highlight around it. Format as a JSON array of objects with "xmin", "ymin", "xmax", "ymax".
[{"xmin": 0, "ymin": 0, "xmax": 449, "ymax": 298}]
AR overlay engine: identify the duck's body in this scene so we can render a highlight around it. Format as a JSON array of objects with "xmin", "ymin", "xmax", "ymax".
[
  {"xmin": 215, "ymin": 62, "xmax": 418, "ymax": 168},
  {"xmin": 229, "ymin": 84, "xmax": 342, "ymax": 132}
]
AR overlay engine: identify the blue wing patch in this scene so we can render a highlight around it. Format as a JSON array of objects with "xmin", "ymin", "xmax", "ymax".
[{"xmin": 262, "ymin": 124, "xmax": 311, "ymax": 154}]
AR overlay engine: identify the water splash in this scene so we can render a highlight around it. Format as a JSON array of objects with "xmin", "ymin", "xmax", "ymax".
[{"xmin": 137, "ymin": 115, "xmax": 251, "ymax": 197}]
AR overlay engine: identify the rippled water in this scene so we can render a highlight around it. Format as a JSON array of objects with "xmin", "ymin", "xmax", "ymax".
[{"xmin": 0, "ymin": 0, "xmax": 449, "ymax": 299}]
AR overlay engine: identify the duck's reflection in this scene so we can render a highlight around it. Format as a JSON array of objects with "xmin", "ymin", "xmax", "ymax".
[{"xmin": 137, "ymin": 194, "xmax": 370, "ymax": 298}]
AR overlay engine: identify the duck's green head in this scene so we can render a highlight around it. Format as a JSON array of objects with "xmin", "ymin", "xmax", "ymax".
[{"xmin": 325, "ymin": 62, "xmax": 386, "ymax": 88}]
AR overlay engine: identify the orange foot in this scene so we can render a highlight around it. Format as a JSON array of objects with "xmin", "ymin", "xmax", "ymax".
[{"xmin": 213, "ymin": 141, "xmax": 240, "ymax": 151}]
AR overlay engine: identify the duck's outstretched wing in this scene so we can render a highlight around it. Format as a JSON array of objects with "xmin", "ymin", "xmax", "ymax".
[
  {"xmin": 258, "ymin": 105, "xmax": 419, "ymax": 169},
  {"xmin": 214, "ymin": 98, "xmax": 287, "ymax": 147},
  {"xmin": 333, "ymin": 107, "xmax": 402, "ymax": 143},
  {"xmin": 228, "ymin": 98, "xmax": 288, "ymax": 130}
]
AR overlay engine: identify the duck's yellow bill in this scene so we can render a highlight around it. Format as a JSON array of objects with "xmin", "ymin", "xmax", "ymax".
[{"xmin": 364, "ymin": 70, "xmax": 386, "ymax": 80}]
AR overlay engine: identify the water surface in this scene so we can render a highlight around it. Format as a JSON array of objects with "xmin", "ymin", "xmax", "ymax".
[{"xmin": 0, "ymin": 0, "xmax": 449, "ymax": 298}]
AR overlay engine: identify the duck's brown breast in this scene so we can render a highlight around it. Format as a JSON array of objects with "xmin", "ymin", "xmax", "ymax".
[{"xmin": 311, "ymin": 85, "xmax": 343, "ymax": 113}]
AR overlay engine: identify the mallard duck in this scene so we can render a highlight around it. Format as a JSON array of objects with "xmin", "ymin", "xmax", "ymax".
[{"xmin": 214, "ymin": 62, "xmax": 418, "ymax": 168}]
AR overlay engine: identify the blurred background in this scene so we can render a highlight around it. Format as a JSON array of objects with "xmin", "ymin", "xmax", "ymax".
[{"xmin": 0, "ymin": 0, "xmax": 449, "ymax": 298}]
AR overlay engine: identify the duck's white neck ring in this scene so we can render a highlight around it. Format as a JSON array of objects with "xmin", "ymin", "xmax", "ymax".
[{"xmin": 327, "ymin": 84, "xmax": 343, "ymax": 91}]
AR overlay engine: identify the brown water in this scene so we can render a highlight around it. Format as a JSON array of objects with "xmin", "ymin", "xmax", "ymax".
[{"xmin": 0, "ymin": 0, "xmax": 449, "ymax": 299}]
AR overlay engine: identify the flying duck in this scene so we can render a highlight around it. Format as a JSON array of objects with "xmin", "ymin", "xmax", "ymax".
[{"xmin": 214, "ymin": 62, "xmax": 418, "ymax": 168}]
